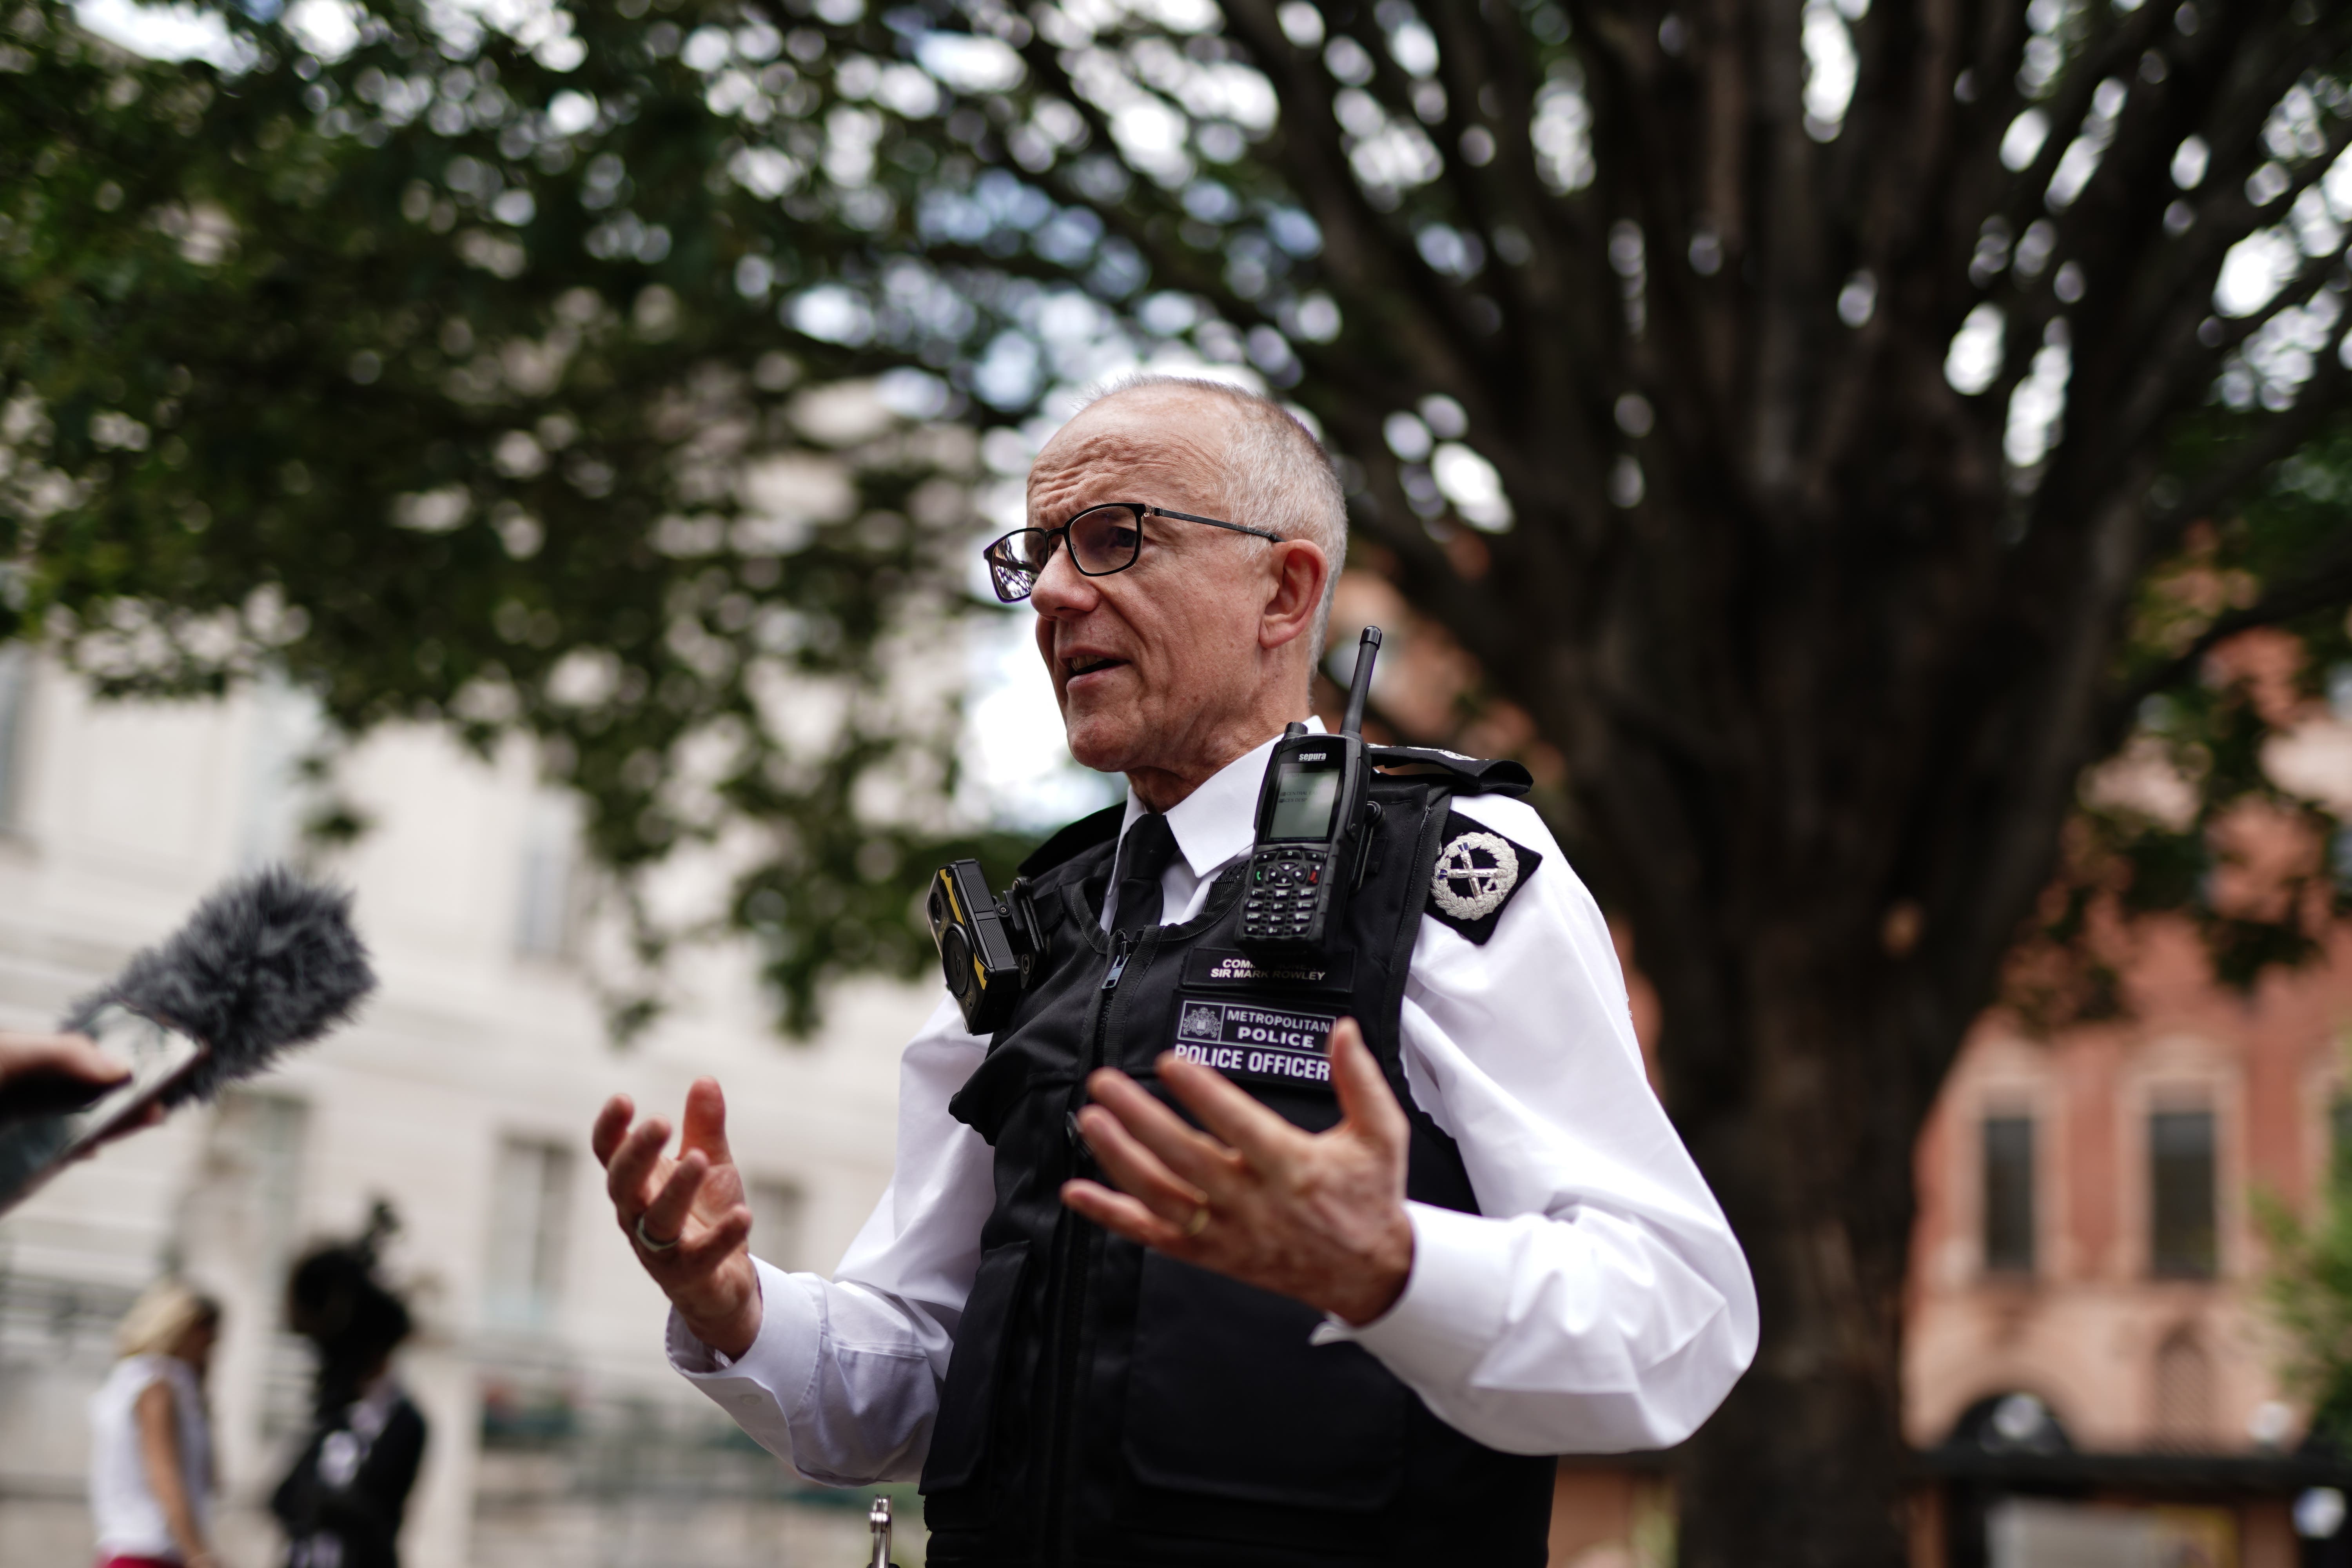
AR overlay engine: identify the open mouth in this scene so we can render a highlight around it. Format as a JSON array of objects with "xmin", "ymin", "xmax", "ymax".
[{"xmin": 1063, "ymin": 655, "xmax": 1126, "ymax": 679}]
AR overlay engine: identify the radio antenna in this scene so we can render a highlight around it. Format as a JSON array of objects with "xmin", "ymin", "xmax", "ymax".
[{"xmin": 1341, "ymin": 626, "xmax": 1382, "ymax": 739}]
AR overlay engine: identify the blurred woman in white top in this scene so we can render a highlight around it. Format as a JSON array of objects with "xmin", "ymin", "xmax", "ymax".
[{"xmin": 89, "ymin": 1279, "xmax": 222, "ymax": 1568}]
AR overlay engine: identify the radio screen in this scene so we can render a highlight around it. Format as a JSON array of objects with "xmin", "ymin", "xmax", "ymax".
[{"xmin": 1267, "ymin": 757, "xmax": 1342, "ymax": 841}]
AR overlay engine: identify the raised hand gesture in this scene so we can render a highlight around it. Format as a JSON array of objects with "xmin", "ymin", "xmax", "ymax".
[
  {"xmin": 592, "ymin": 1077, "xmax": 761, "ymax": 1357},
  {"xmin": 1060, "ymin": 1017, "xmax": 1416, "ymax": 1326}
]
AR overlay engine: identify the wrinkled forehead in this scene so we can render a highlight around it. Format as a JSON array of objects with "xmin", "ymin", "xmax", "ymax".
[{"xmin": 1026, "ymin": 391, "xmax": 1236, "ymax": 519}]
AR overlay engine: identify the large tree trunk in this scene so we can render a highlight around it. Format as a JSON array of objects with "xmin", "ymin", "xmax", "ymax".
[
  {"xmin": 1474, "ymin": 454, "xmax": 2125, "ymax": 1564},
  {"xmin": 1667, "ymin": 955, "xmax": 1940, "ymax": 1568}
]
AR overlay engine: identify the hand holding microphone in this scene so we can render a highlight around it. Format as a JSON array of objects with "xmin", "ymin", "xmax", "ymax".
[
  {"xmin": 0, "ymin": 865, "xmax": 376, "ymax": 1214},
  {"xmin": 0, "ymin": 1029, "xmax": 130, "ymax": 1116},
  {"xmin": 0, "ymin": 1030, "xmax": 169, "ymax": 1157}
]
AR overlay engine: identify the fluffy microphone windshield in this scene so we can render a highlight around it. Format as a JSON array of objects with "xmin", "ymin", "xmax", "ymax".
[{"xmin": 63, "ymin": 865, "xmax": 376, "ymax": 1105}]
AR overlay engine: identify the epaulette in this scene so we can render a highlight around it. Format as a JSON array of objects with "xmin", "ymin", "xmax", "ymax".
[
  {"xmin": 1016, "ymin": 803, "xmax": 1125, "ymax": 880},
  {"xmin": 1367, "ymin": 745, "xmax": 1533, "ymax": 797}
]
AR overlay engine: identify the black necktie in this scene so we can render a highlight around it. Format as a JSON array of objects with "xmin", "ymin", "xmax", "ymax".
[{"xmin": 1111, "ymin": 813, "xmax": 1178, "ymax": 934}]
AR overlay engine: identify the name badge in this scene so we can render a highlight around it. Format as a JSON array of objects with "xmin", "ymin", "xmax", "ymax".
[
  {"xmin": 1182, "ymin": 948, "xmax": 1355, "ymax": 991},
  {"xmin": 1167, "ymin": 996, "xmax": 1337, "ymax": 1089}
]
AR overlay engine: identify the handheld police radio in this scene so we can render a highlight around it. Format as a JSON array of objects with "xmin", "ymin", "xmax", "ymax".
[{"xmin": 1238, "ymin": 626, "xmax": 1381, "ymax": 955}]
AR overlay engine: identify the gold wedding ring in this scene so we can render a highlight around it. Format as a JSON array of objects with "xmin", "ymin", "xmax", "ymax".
[{"xmin": 1182, "ymin": 1205, "xmax": 1210, "ymax": 1239}]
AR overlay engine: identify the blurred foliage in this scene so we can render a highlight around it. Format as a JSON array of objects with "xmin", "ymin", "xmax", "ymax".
[
  {"xmin": 0, "ymin": 0, "xmax": 1366, "ymax": 1036},
  {"xmin": 5, "ymin": 0, "xmax": 2352, "ymax": 1051},
  {"xmin": 2009, "ymin": 425, "xmax": 2352, "ymax": 1031},
  {"xmin": 2260, "ymin": 1094, "xmax": 2352, "ymax": 1448},
  {"xmin": 0, "ymin": 0, "xmax": 1067, "ymax": 1032}
]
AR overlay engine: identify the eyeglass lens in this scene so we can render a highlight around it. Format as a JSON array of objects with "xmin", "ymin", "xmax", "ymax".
[
  {"xmin": 996, "ymin": 507, "xmax": 1145, "ymax": 593},
  {"xmin": 1069, "ymin": 506, "xmax": 1143, "ymax": 573}
]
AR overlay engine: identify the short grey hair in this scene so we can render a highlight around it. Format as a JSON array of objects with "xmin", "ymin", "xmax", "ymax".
[{"xmin": 1080, "ymin": 374, "xmax": 1349, "ymax": 666}]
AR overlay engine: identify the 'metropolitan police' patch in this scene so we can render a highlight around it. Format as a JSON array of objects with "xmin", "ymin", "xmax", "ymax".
[
  {"xmin": 1426, "ymin": 813, "xmax": 1541, "ymax": 945},
  {"xmin": 1168, "ymin": 996, "xmax": 1336, "ymax": 1088}
]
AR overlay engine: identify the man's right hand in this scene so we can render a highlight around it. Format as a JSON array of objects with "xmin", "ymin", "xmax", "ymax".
[{"xmin": 592, "ymin": 1077, "xmax": 761, "ymax": 1359}]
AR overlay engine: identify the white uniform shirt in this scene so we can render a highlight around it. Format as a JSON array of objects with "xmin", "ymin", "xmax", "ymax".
[
  {"xmin": 89, "ymin": 1354, "xmax": 213, "ymax": 1560},
  {"xmin": 669, "ymin": 725, "xmax": 1758, "ymax": 1485}
]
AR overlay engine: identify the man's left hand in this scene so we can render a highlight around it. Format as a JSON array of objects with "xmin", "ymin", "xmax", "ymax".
[{"xmin": 1061, "ymin": 1016, "xmax": 1414, "ymax": 1327}]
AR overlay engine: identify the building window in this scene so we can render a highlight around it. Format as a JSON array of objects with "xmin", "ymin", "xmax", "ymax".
[
  {"xmin": 748, "ymin": 1178, "xmax": 806, "ymax": 1272},
  {"xmin": 2149, "ymin": 1109, "xmax": 2217, "ymax": 1279},
  {"xmin": 514, "ymin": 793, "xmax": 581, "ymax": 960},
  {"xmin": 0, "ymin": 642, "xmax": 29, "ymax": 832},
  {"xmin": 1982, "ymin": 1115, "xmax": 2036, "ymax": 1276},
  {"xmin": 236, "ymin": 674, "xmax": 322, "ymax": 867},
  {"xmin": 206, "ymin": 1091, "xmax": 311, "ymax": 1290},
  {"xmin": 180, "ymin": 1091, "xmax": 310, "ymax": 1292},
  {"xmin": 2152, "ymin": 1326, "xmax": 2214, "ymax": 1448},
  {"xmin": 486, "ymin": 1138, "xmax": 572, "ymax": 1332}
]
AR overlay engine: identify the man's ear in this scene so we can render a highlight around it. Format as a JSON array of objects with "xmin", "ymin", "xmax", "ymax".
[{"xmin": 1260, "ymin": 540, "xmax": 1329, "ymax": 652}]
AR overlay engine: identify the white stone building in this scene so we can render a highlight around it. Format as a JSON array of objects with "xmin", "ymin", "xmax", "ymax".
[{"xmin": 0, "ymin": 644, "xmax": 937, "ymax": 1567}]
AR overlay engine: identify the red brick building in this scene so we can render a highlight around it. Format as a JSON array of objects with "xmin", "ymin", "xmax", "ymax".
[
  {"xmin": 1905, "ymin": 921, "xmax": 2345, "ymax": 1461},
  {"xmin": 1897, "ymin": 917, "xmax": 2352, "ymax": 1568},
  {"xmin": 1546, "ymin": 915, "xmax": 2352, "ymax": 1568}
]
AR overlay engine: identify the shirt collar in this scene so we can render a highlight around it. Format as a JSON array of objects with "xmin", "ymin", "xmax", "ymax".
[{"xmin": 1119, "ymin": 716, "xmax": 1327, "ymax": 880}]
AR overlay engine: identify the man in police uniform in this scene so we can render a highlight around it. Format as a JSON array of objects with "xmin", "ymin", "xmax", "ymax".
[{"xmin": 592, "ymin": 376, "xmax": 1756, "ymax": 1566}]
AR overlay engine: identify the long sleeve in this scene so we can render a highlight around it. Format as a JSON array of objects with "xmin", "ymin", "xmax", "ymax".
[
  {"xmin": 670, "ymin": 776, "xmax": 1755, "ymax": 1475},
  {"xmin": 1311, "ymin": 793, "xmax": 1759, "ymax": 1453},
  {"xmin": 666, "ymin": 998, "xmax": 993, "ymax": 1485}
]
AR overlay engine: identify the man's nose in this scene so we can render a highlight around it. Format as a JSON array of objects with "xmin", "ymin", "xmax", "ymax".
[{"xmin": 1027, "ymin": 538, "xmax": 1096, "ymax": 617}]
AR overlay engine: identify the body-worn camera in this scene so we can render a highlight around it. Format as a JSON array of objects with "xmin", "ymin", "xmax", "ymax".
[{"xmin": 926, "ymin": 862, "xmax": 1043, "ymax": 1033}]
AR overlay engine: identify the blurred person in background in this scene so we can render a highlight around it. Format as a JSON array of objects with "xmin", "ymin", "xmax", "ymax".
[
  {"xmin": 88, "ymin": 1279, "xmax": 223, "ymax": 1568},
  {"xmin": 271, "ymin": 1209, "xmax": 427, "ymax": 1568}
]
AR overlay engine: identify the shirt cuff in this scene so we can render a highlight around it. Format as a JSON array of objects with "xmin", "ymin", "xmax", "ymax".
[
  {"xmin": 1308, "ymin": 1202, "xmax": 1508, "ymax": 1391},
  {"xmin": 665, "ymin": 1258, "xmax": 821, "ymax": 1455}
]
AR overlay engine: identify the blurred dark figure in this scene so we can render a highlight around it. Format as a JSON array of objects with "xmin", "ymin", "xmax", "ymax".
[
  {"xmin": 271, "ymin": 1204, "xmax": 427, "ymax": 1568},
  {"xmin": 2296, "ymin": 1405, "xmax": 2352, "ymax": 1568}
]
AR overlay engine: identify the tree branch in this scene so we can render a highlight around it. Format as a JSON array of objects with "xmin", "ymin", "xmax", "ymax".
[
  {"xmin": 2098, "ymin": 5, "xmax": 2352, "ymax": 414},
  {"xmin": 2124, "ymin": 521, "xmax": 2352, "ymax": 711},
  {"xmin": 2148, "ymin": 359, "xmax": 2352, "ymax": 550},
  {"xmin": 2097, "ymin": 180, "xmax": 2352, "ymax": 481},
  {"xmin": 1792, "ymin": 0, "xmax": 1971, "ymax": 510},
  {"xmin": 1988, "ymin": 1, "xmax": 2170, "ymax": 244},
  {"xmin": 1417, "ymin": 0, "xmax": 1597, "ymax": 448},
  {"xmin": 1744, "ymin": 0, "xmax": 1822, "ymax": 506},
  {"xmin": 1215, "ymin": 0, "xmax": 1499, "ymax": 403}
]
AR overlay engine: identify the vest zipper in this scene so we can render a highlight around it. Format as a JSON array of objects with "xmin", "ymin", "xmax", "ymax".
[{"xmin": 1042, "ymin": 925, "xmax": 1135, "ymax": 1561}]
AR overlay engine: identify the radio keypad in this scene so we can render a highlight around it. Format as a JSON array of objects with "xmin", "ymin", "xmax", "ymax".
[{"xmin": 1241, "ymin": 849, "xmax": 1330, "ymax": 943}]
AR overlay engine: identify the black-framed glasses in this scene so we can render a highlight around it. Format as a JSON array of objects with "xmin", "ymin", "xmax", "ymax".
[{"xmin": 983, "ymin": 503, "xmax": 1283, "ymax": 603}]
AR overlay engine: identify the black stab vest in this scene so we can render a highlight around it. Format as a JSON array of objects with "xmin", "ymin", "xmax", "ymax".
[{"xmin": 919, "ymin": 770, "xmax": 1557, "ymax": 1568}]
